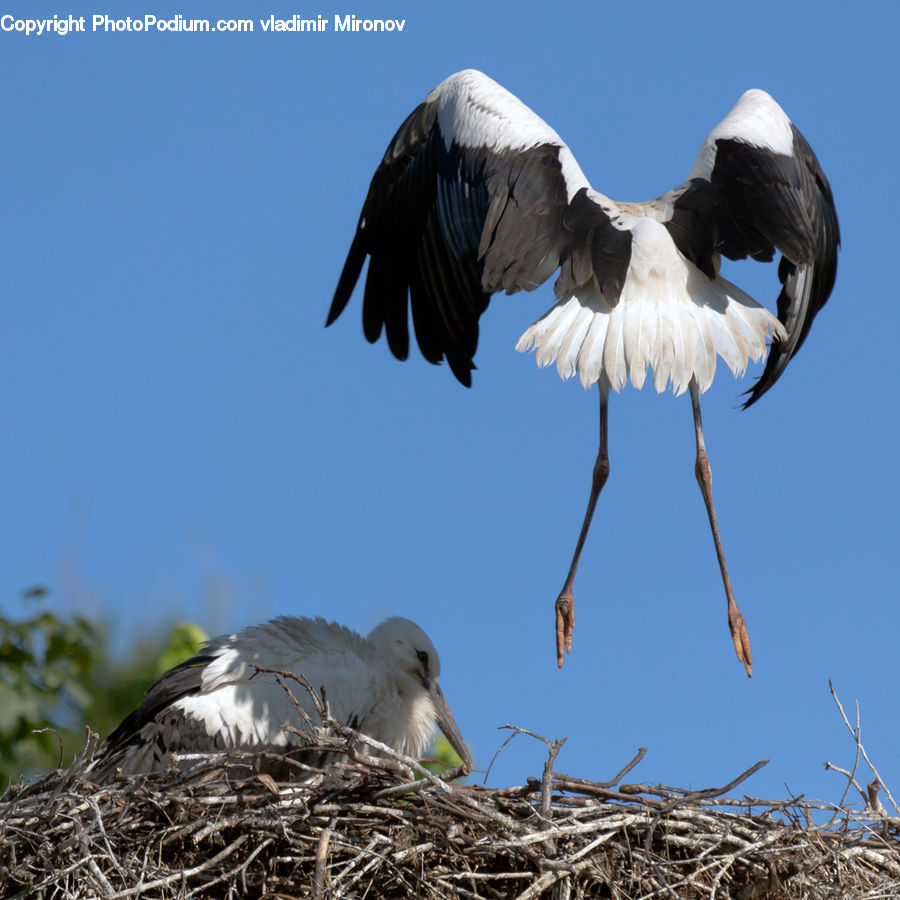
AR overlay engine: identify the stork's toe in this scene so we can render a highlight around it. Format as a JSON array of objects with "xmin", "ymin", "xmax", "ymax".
[
  {"xmin": 727, "ymin": 601, "xmax": 753, "ymax": 678},
  {"xmin": 555, "ymin": 589, "xmax": 575, "ymax": 667}
]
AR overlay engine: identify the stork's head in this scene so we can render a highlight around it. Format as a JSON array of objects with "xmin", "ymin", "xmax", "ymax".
[{"xmin": 368, "ymin": 617, "xmax": 472, "ymax": 773}]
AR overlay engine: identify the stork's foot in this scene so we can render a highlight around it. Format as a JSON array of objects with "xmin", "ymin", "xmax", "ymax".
[
  {"xmin": 555, "ymin": 589, "xmax": 575, "ymax": 668},
  {"xmin": 728, "ymin": 599, "xmax": 753, "ymax": 678}
]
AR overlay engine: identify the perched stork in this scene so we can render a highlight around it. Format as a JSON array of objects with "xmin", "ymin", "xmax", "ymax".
[
  {"xmin": 90, "ymin": 616, "xmax": 472, "ymax": 782},
  {"xmin": 327, "ymin": 70, "xmax": 839, "ymax": 676}
]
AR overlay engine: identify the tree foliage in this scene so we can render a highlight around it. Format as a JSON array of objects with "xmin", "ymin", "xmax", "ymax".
[
  {"xmin": 0, "ymin": 591, "xmax": 206, "ymax": 788},
  {"xmin": 0, "ymin": 601, "xmax": 96, "ymax": 781}
]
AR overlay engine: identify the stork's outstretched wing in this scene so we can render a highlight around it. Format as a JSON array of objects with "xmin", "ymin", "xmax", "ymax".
[
  {"xmin": 675, "ymin": 89, "xmax": 839, "ymax": 406},
  {"xmin": 327, "ymin": 69, "xmax": 629, "ymax": 386}
]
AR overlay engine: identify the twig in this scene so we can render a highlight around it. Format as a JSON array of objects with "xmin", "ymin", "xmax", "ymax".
[
  {"xmin": 494, "ymin": 725, "xmax": 567, "ymax": 821},
  {"xmin": 311, "ymin": 816, "xmax": 334, "ymax": 900},
  {"xmin": 555, "ymin": 746, "xmax": 648, "ymax": 790},
  {"xmin": 32, "ymin": 727, "xmax": 65, "ymax": 770},
  {"xmin": 104, "ymin": 835, "xmax": 249, "ymax": 898},
  {"xmin": 828, "ymin": 679, "xmax": 900, "ymax": 815}
]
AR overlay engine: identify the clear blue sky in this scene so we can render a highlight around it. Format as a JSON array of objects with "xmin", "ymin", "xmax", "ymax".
[{"xmin": 3, "ymin": 0, "xmax": 898, "ymax": 804}]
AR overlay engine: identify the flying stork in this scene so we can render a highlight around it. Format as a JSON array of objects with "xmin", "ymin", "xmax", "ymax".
[
  {"xmin": 327, "ymin": 70, "xmax": 839, "ymax": 676},
  {"xmin": 90, "ymin": 616, "xmax": 472, "ymax": 782}
]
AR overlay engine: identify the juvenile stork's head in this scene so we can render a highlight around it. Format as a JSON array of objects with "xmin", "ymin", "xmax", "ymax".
[{"xmin": 368, "ymin": 617, "xmax": 472, "ymax": 773}]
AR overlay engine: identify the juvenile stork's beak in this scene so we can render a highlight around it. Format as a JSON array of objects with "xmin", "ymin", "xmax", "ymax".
[{"xmin": 429, "ymin": 680, "xmax": 473, "ymax": 774}]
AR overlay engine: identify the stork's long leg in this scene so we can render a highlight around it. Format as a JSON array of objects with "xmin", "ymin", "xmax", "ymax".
[
  {"xmin": 689, "ymin": 379, "xmax": 753, "ymax": 678},
  {"xmin": 556, "ymin": 384, "xmax": 609, "ymax": 668}
]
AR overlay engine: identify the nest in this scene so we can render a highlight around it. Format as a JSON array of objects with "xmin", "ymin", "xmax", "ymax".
[
  {"xmin": 2, "ymin": 734, "xmax": 898, "ymax": 900},
  {"xmin": 2, "ymin": 681, "xmax": 899, "ymax": 899}
]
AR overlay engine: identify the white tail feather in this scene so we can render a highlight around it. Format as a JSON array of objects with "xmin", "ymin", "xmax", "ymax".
[
  {"xmin": 516, "ymin": 220, "xmax": 786, "ymax": 395},
  {"xmin": 602, "ymin": 303, "xmax": 627, "ymax": 391},
  {"xmin": 556, "ymin": 306, "xmax": 594, "ymax": 380},
  {"xmin": 575, "ymin": 311, "xmax": 610, "ymax": 388}
]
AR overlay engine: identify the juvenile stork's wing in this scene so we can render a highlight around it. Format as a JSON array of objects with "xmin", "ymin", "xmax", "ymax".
[
  {"xmin": 669, "ymin": 89, "xmax": 839, "ymax": 407},
  {"xmin": 327, "ymin": 68, "xmax": 631, "ymax": 386},
  {"xmin": 89, "ymin": 650, "xmax": 217, "ymax": 782}
]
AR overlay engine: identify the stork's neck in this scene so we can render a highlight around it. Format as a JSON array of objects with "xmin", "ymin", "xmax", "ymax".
[{"xmin": 363, "ymin": 675, "xmax": 436, "ymax": 759}]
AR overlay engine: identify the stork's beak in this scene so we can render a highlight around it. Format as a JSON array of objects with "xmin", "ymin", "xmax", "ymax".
[{"xmin": 429, "ymin": 680, "xmax": 473, "ymax": 774}]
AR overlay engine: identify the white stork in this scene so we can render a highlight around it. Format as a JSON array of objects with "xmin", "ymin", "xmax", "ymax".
[
  {"xmin": 327, "ymin": 70, "xmax": 839, "ymax": 676},
  {"xmin": 90, "ymin": 616, "xmax": 472, "ymax": 781}
]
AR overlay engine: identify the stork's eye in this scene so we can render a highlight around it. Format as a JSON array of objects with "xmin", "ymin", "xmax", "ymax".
[{"xmin": 416, "ymin": 649, "xmax": 429, "ymax": 669}]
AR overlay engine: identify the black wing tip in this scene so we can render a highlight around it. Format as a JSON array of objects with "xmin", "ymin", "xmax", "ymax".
[
  {"xmin": 327, "ymin": 230, "xmax": 368, "ymax": 328},
  {"xmin": 739, "ymin": 341, "xmax": 792, "ymax": 410},
  {"xmin": 446, "ymin": 353, "xmax": 475, "ymax": 387},
  {"xmin": 386, "ymin": 334, "xmax": 410, "ymax": 361},
  {"xmin": 739, "ymin": 380, "xmax": 769, "ymax": 410}
]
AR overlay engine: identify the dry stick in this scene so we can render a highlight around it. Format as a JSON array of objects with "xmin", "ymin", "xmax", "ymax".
[
  {"xmin": 663, "ymin": 759, "xmax": 770, "ymax": 810},
  {"xmin": 329, "ymin": 833, "xmax": 385, "ymax": 891},
  {"xmin": 8, "ymin": 852, "xmax": 114, "ymax": 900},
  {"xmin": 866, "ymin": 779, "xmax": 888, "ymax": 817},
  {"xmin": 86, "ymin": 794, "xmax": 128, "ymax": 885},
  {"xmin": 32, "ymin": 727, "xmax": 65, "ymax": 770},
  {"xmin": 514, "ymin": 860, "xmax": 592, "ymax": 900},
  {"xmin": 477, "ymin": 815, "xmax": 649, "ymax": 853},
  {"xmin": 550, "ymin": 746, "xmax": 647, "ymax": 792},
  {"xmin": 431, "ymin": 761, "xmax": 470, "ymax": 783},
  {"xmin": 638, "ymin": 759, "xmax": 769, "ymax": 900},
  {"xmin": 513, "ymin": 869, "xmax": 565, "ymax": 900},
  {"xmin": 322, "ymin": 721, "xmax": 524, "ymax": 834},
  {"xmin": 840, "ymin": 844, "xmax": 900, "ymax": 878},
  {"xmin": 653, "ymin": 828, "xmax": 786, "ymax": 900},
  {"xmin": 601, "ymin": 745, "xmax": 647, "ymax": 788},
  {"xmin": 743, "ymin": 858, "xmax": 784, "ymax": 900},
  {"xmin": 541, "ymin": 739, "xmax": 567, "ymax": 823},
  {"xmin": 181, "ymin": 837, "xmax": 275, "ymax": 900},
  {"xmin": 823, "ymin": 762, "xmax": 867, "ymax": 811},
  {"xmin": 436, "ymin": 871, "xmax": 534, "ymax": 883},
  {"xmin": 487, "ymin": 729, "xmax": 577, "ymax": 898},
  {"xmin": 392, "ymin": 841, "xmax": 436, "ymax": 863},
  {"xmin": 493, "ymin": 725, "xmax": 567, "ymax": 821},
  {"xmin": 312, "ymin": 816, "xmax": 335, "ymax": 900},
  {"xmin": 825, "ymin": 682, "xmax": 867, "ymax": 820},
  {"xmin": 489, "ymin": 723, "xmax": 571, "ymax": 892},
  {"xmin": 100, "ymin": 834, "xmax": 249, "ymax": 899},
  {"xmin": 8, "ymin": 859, "xmax": 84, "ymax": 900},
  {"xmin": 550, "ymin": 780, "xmax": 666, "ymax": 808},
  {"xmin": 371, "ymin": 778, "xmax": 434, "ymax": 801},
  {"xmin": 827, "ymin": 679, "xmax": 899, "ymax": 815},
  {"xmin": 85, "ymin": 855, "xmax": 115, "ymax": 898},
  {"xmin": 483, "ymin": 726, "xmax": 527, "ymax": 785},
  {"xmin": 251, "ymin": 664, "xmax": 321, "ymax": 729},
  {"xmin": 328, "ymin": 833, "xmax": 425, "ymax": 900}
]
